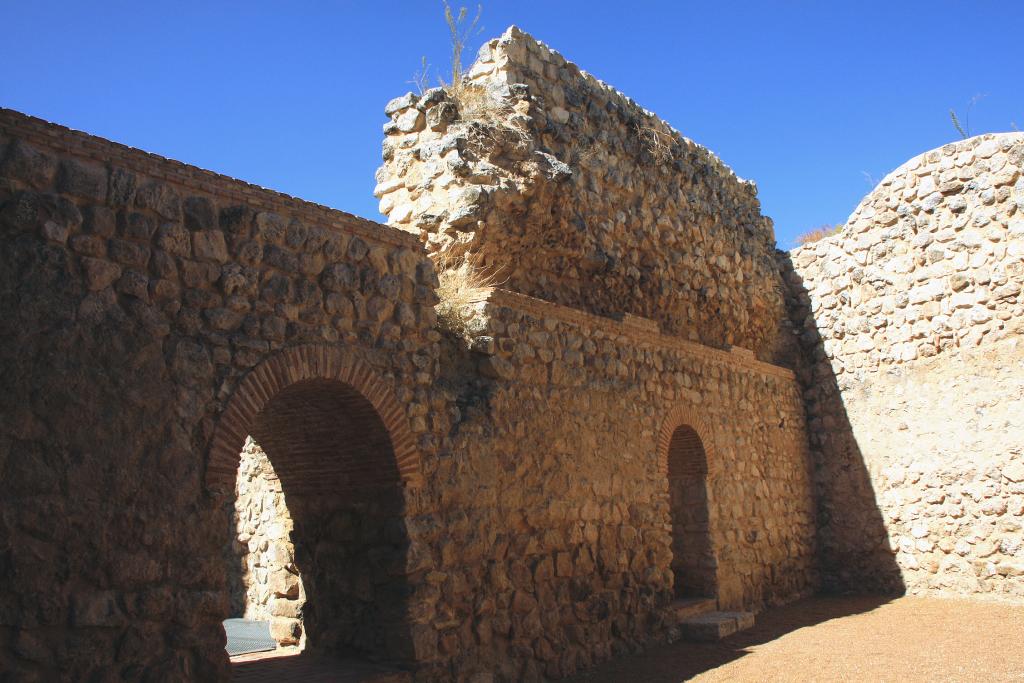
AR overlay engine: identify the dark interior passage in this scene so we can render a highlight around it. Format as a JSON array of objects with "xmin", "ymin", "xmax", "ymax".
[
  {"xmin": 667, "ymin": 425, "xmax": 717, "ymax": 599},
  {"xmin": 223, "ymin": 378, "xmax": 413, "ymax": 665}
]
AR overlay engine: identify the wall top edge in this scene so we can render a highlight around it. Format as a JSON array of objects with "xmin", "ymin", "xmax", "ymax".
[{"xmin": 0, "ymin": 107, "xmax": 420, "ymax": 251}]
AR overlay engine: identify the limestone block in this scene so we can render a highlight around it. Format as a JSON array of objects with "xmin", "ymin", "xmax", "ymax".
[{"xmin": 269, "ymin": 617, "xmax": 302, "ymax": 646}]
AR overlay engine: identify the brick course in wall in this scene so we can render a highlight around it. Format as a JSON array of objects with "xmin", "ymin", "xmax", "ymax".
[
  {"xmin": 207, "ymin": 345, "xmax": 423, "ymax": 493},
  {"xmin": 667, "ymin": 426, "xmax": 709, "ymax": 479}
]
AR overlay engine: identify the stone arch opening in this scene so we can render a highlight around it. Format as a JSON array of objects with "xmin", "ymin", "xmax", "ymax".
[
  {"xmin": 664, "ymin": 421, "xmax": 718, "ymax": 600},
  {"xmin": 210, "ymin": 347, "xmax": 420, "ymax": 667}
]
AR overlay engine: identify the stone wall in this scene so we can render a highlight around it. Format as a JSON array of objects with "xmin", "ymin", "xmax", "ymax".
[
  {"xmin": 376, "ymin": 27, "xmax": 790, "ymax": 363},
  {"xmin": 428, "ymin": 288, "xmax": 818, "ymax": 679},
  {"xmin": 230, "ymin": 437, "xmax": 305, "ymax": 645},
  {"xmin": 785, "ymin": 132, "xmax": 1024, "ymax": 597},
  {"xmin": 0, "ymin": 108, "xmax": 445, "ymax": 681},
  {"xmin": 0, "ymin": 104, "xmax": 819, "ymax": 683},
  {"xmin": 5, "ymin": 26, "xmax": 1024, "ymax": 681}
]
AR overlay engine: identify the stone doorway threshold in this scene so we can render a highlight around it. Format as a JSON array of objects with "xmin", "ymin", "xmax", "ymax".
[{"xmin": 231, "ymin": 649, "xmax": 411, "ymax": 683}]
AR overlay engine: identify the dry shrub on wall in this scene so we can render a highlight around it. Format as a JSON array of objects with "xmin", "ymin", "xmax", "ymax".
[
  {"xmin": 796, "ymin": 224, "xmax": 843, "ymax": 245},
  {"xmin": 434, "ymin": 252, "xmax": 505, "ymax": 333},
  {"xmin": 438, "ymin": 1, "xmax": 531, "ymax": 156},
  {"xmin": 452, "ymin": 84, "xmax": 532, "ymax": 155},
  {"xmin": 634, "ymin": 123, "xmax": 676, "ymax": 164}
]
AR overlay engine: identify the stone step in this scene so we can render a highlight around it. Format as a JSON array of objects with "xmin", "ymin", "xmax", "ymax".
[
  {"xmin": 678, "ymin": 610, "xmax": 755, "ymax": 642},
  {"xmin": 669, "ymin": 596, "xmax": 718, "ymax": 621}
]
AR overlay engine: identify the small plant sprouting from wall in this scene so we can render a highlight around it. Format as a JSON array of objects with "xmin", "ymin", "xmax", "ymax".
[
  {"xmin": 796, "ymin": 223, "xmax": 843, "ymax": 246},
  {"xmin": 409, "ymin": 56, "xmax": 431, "ymax": 94},
  {"xmin": 949, "ymin": 93, "xmax": 987, "ymax": 140},
  {"xmin": 440, "ymin": 1, "xmax": 482, "ymax": 96},
  {"xmin": 431, "ymin": 3, "xmax": 532, "ymax": 157},
  {"xmin": 949, "ymin": 109, "xmax": 968, "ymax": 140}
]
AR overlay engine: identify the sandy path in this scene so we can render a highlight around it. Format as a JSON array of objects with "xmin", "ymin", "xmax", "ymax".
[{"xmin": 569, "ymin": 596, "xmax": 1024, "ymax": 682}]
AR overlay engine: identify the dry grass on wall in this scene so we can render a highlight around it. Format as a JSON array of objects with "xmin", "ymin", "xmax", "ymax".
[
  {"xmin": 795, "ymin": 224, "xmax": 844, "ymax": 245},
  {"xmin": 434, "ymin": 253, "xmax": 505, "ymax": 332}
]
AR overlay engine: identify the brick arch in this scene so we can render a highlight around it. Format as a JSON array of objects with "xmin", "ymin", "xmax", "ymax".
[
  {"xmin": 659, "ymin": 404, "xmax": 719, "ymax": 599},
  {"xmin": 656, "ymin": 405, "xmax": 716, "ymax": 479},
  {"xmin": 205, "ymin": 344, "xmax": 421, "ymax": 494}
]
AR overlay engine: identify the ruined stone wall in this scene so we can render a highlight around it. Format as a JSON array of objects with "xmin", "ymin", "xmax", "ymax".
[
  {"xmin": 785, "ymin": 132, "xmax": 1024, "ymax": 598},
  {"xmin": 0, "ymin": 105, "xmax": 817, "ymax": 683},
  {"xmin": 376, "ymin": 27, "xmax": 789, "ymax": 363},
  {"xmin": 428, "ymin": 289, "xmax": 817, "ymax": 679},
  {"xmin": 230, "ymin": 438, "xmax": 305, "ymax": 644},
  {"xmin": 0, "ymin": 108, "xmax": 446, "ymax": 681}
]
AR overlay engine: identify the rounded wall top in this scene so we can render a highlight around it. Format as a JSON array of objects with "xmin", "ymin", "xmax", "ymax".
[{"xmin": 794, "ymin": 132, "xmax": 1024, "ymax": 257}]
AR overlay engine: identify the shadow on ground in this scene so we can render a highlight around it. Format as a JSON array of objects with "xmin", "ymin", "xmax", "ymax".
[
  {"xmin": 567, "ymin": 595, "xmax": 895, "ymax": 683},
  {"xmin": 777, "ymin": 252, "xmax": 906, "ymax": 594},
  {"xmin": 231, "ymin": 650, "xmax": 410, "ymax": 683}
]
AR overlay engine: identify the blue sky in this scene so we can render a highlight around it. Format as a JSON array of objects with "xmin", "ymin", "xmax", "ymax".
[{"xmin": 2, "ymin": 1, "xmax": 1021, "ymax": 248}]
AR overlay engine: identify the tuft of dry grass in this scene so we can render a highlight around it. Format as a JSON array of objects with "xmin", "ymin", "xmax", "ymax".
[
  {"xmin": 796, "ymin": 223, "xmax": 843, "ymax": 245},
  {"xmin": 450, "ymin": 83, "xmax": 532, "ymax": 157},
  {"xmin": 435, "ymin": 2, "xmax": 531, "ymax": 156},
  {"xmin": 635, "ymin": 123, "xmax": 676, "ymax": 164},
  {"xmin": 568, "ymin": 139, "xmax": 599, "ymax": 169},
  {"xmin": 434, "ymin": 252, "xmax": 505, "ymax": 333}
]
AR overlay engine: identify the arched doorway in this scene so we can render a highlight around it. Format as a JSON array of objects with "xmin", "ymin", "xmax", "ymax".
[
  {"xmin": 208, "ymin": 348, "xmax": 422, "ymax": 670},
  {"xmin": 665, "ymin": 422, "xmax": 717, "ymax": 600}
]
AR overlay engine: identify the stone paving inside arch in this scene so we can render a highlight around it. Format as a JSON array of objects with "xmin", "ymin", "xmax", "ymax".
[{"xmin": 2, "ymin": 21, "xmax": 1022, "ymax": 683}]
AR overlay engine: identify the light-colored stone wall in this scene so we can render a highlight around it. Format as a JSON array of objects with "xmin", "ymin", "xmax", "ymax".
[
  {"xmin": 376, "ymin": 27, "xmax": 790, "ymax": 363},
  {"xmin": 428, "ymin": 288, "xmax": 818, "ymax": 678},
  {"xmin": 366, "ymin": 26, "xmax": 821, "ymax": 677},
  {"xmin": 786, "ymin": 132, "xmax": 1024, "ymax": 598},
  {"xmin": 230, "ymin": 437, "xmax": 305, "ymax": 645}
]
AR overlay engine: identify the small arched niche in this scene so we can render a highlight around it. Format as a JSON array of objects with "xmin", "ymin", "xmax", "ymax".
[{"xmin": 666, "ymin": 424, "xmax": 717, "ymax": 599}]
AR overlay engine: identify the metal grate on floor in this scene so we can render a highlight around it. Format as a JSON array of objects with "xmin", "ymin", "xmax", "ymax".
[{"xmin": 224, "ymin": 618, "xmax": 277, "ymax": 657}]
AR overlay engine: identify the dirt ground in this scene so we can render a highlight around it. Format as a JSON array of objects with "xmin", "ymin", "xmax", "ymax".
[
  {"xmin": 232, "ymin": 596, "xmax": 1024, "ymax": 682},
  {"xmin": 569, "ymin": 595, "xmax": 1024, "ymax": 682}
]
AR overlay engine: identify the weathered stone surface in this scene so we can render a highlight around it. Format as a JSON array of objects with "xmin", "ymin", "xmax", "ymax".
[
  {"xmin": 0, "ymin": 109, "xmax": 437, "ymax": 682},
  {"xmin": 81, "ymin": 256, "xmax": 122, "ymax": 291},
  {"xmin": 1, "ymin": 138, "xmax": 57, "ymax": 189},
  {"xmin": 785, "ymin": 132, "xmax": 1024, "ymax": 599},
  {"xmin": 56, "ymin": 157, "xmax": 107, "ymax": 201},
  {"xmin": 4, "ymin": 30, "xmax": 1019, "ymax": 683},
  {"xmin": 193, "ymin": 229, "xmax": 228, "ymax": 262},
  {"xmin": 227, "ymin": 438, "xmax": 305, "ymax": 645},
  {"xmin": 376, "ymin": 26, "xmax": 789, "ymax": 363}
]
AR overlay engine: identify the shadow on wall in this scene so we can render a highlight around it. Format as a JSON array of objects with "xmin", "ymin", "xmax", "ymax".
[
  {"xmin": 777, "ymin": 252, "xmax": 906, "ymax": 595},
  {"xmin": 225, "ymin": 498, "xmax": 247, "ymax": 619}
]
